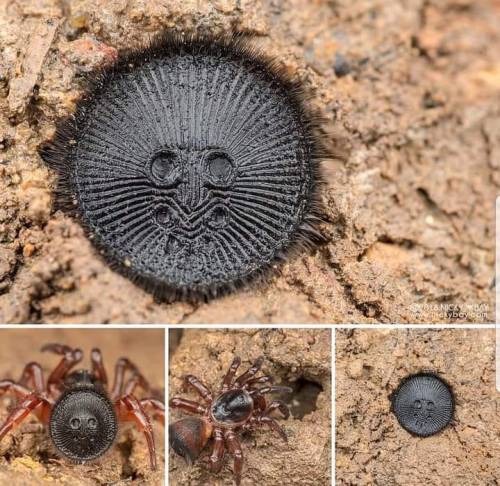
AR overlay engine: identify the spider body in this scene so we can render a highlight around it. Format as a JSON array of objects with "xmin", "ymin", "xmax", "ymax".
[
  {"xmin": 49, "ymin": 370, "xmax": 117, "ymax": 462},
  {"xmin": 0, "ymin": 344, "xmax": 164, "ymax": 469},
  {"xmin": 391, "ymin": 372, "xmax": 454, "ymax": 437},
  {"xmin": 210, "ymin": 389, "xmax": 254, "ymax": 426},
  {"xmin": 169, "ymin": 356, "xmax": 292, "ymax": 485},
  {"xmin": 41, "ymin": 33, "xmax": 326, "ymax": 300}
]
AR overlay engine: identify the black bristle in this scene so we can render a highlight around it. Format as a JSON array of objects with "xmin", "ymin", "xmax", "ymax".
[{"xmin": 41, "ymin": 32, "xmax": 329, "ymax": 301}]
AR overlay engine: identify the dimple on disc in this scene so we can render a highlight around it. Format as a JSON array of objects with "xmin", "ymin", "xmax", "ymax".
[
  {"xmin": 56, "ymin": 37, "xmax": 318, "ymax": 297},
  {"xmin": 391, "ymin": 373, "xmax": 454, "ymax": 437}
]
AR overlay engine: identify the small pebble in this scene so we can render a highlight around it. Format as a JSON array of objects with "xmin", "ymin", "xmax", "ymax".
[
  {"xmin": 23, "ymin": 243, "xmax": 36, "ymax": 257},
  {"xmin": 334, "ymin": 53, "xmax": 351, "ymax": 77}
]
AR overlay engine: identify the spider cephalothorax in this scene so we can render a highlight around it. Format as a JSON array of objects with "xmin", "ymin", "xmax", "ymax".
[
  {"xmin": 0, "ymin": 344, "xmax": 164, "ymax": 469},
  {"xmin": 169, "ymin": 356, "xmax": 292, "ymax": 485}
]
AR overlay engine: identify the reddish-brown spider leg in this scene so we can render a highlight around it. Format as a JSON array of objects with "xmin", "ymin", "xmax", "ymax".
[
  {"xmin": 18, "ymin": 362, "xmax": 45, "ymax": 394},
  {"xmin": 264, "ymin": 400, "xmax": 290, "ymax": 419},
  {"xmin": 116, "ymin": 395, "xmax": 157, "ymax": 470},
  {"xmin": 234, "ymin": 356, "xmax": 264, "ymax": 388},
  {"xmin": 0, "ymin": 381, "xmax": 32, "ymax": 400},
  {"xmin": 110, "ymin": 357, "xmax": 147, "ymax": 400},
  {"xmin": 141, "ymin": 398, "xmax": 165, "ymax": 426},
  {"xmin": 252, "ymin": 392, "xmax": 267, "ymax": 413},
  {"xmin": 124, "ymin": 372, "xmax": 150, "ymax": 396},
  {"xmin": 257, "ymin": 415, "xmax": 288, "ymax": 442},
  {"xmin": 169, "ymin": 397, "xmax": 206, "ymax": 415},
  {"xmin": 90, "ymin": 348, "xmax": 108, "ymax": 387},
  {"xmin": 249, "ymin": 385, "xmax": 293, "ymax": 396},
  {"xmin": 221, "ymin": 356, "xmax": 241, "ymax": 392},
  {"xmin": 224, "ymin": 429, "xmax": 244, "ymax": 486},
  {"xmin": 181, "ymin": 375, "xmax": 213, "ymax": 403},
  {"xmin": 0, "ymin": 384, "xmax": 52, "ymax": 443},
  {"xmin": 243, "ymin": 375, "xmax": 273, "ymax": 390},
  {"xmin": 207, "ymin": 426, "xmax": 225, "ymax": 473},
  {"xmin": 41, "ymin": 344, "xmax": 83, "ymax": 396}
]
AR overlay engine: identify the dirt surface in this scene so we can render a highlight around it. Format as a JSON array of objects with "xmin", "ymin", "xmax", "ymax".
[
  {"xmin": 0, "ymin": 0, "xmax": 498, "ymax": 323},
  {"xmin": 169, "ymin": 329, "xmax": 331, "ymax": 485},
  {"xmin": 336, "ymin": 328, "xmax": 500, "ymax": 485},
  {"xmin": 0, "ymin": 328, "xmax": 165, "ymax": 485}
]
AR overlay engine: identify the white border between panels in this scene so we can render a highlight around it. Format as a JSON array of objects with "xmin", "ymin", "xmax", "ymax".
[
  {"xmin": 0, "ymin": 324, "xmax": 494, "ymax": 330},
  {"xmin": 496, "ymin": 196, "xmax": 500, "ymax": 391},
  {"xmin": 164, "ymin": 328, "xmax": 168, "ymax": 486},
  {"xmin": 331, "ymin": 329, "xmax": 336, "ymax": 486}
]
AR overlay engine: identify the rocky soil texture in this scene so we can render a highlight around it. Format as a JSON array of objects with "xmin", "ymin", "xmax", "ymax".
[{"xmin": 336, "ymin": 328, "xmax": 500, "ymax": 484}]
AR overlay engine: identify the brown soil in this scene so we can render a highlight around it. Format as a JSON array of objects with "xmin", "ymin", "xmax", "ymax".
[
  {"xmin": 169, "ymin": 329, "xmax": 331, "ymax": 485},
  {"xmin": 335, "ymin": 328, "xmax": 500, "ymax": 485},
  {"xmin": 0, "ymin": 328, "xmax": 165, "ymax": 485},
  {"xmin": 0, "ymin": 0, "xmax": 498, "ymax": 323}
]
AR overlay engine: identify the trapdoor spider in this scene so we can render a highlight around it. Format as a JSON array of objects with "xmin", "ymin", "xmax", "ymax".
[
  {"xmin": 0, "ymin": 344, "xmax": 164, "ymax": 468},
  {"xmin": 169, "ymin": 356, "xmax": 292, "ymax": 485}
]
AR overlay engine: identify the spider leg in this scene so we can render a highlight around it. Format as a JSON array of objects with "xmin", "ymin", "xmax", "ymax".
[
  {"xmin": 124, "ymin": 373, "xmax": 150, "ymax": 397},
  {"xmin": 257, "ymin": 416, "xmax": 288, "ymax": 443},
  {"xmin": 90, "ymin": 348, "xmax": 108, "ymax": 388},
  {"xmin": 264, "ymin": 400, "xmax": 290, "ymax": 419},
  {"xmin": 221, "ymin": 356, "xmax": 241, "ymax": 392},
  {"xmin": 115, "ymin": 395, "xmax": 157, "ymax": 470},
  {"xmin": 249, "ymin": 385, "xmax": 293, "ymax": 396},
  {"xmin": 140, "ymin": 398, "xmax": 165, "ymax": 426},
  {"xmin": 0, "ymin": 380, "xmax": 52, "ymax": 422},
  {"xmin": 0, "ymin": 380, "xmax": 32, "ymax": 400},
  {"xmin": 18, "ymin": 362, "xmax": 45, "ymax": 394},
  {"xmin": 169, "ymin": 397, "xmax": 205, "ymax": 415},
  {"xmin": 224, "ymin": 429, "xmax": 243, "ymax": 486},
  {"xmin": 41, "ymin": 343, "xmax": 83, "ymax": 396},
  {"xmin": 0, "ymin": 392, "xmax": 51, "ymax": 442},
  {"xmin": 207, "ymin": 426, "xmax": 225, "ymax": 473},
  {"xmin": 234, "ymin": 356, "xmax": 264, "ymax": 388},
  {"xmin": 181, "ymin": 375, "xmax": 213, "ymax": 403},
  {"xmin": 243, "ymin": 375, "xmax": 273, "ymax": 390},
  {"xmin": 110, "ymin": 357, "xmax": 148, "ymax": 400},
  {"xmin": 252, "ymin": 392, "xmax": 267, "ymax": 413}
]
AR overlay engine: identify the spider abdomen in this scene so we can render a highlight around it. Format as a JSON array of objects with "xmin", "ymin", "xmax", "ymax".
[
  {"xmin": 49, "ymin": 385, "xmax": 117, "ymax": 462},
  {"xmin": 42, "ymin": 35, "xmax": 324, "ymax": 299},
  {"xmin": 169, "ymin": 417, "xmax": 213, "ymax": 465},
  {"xmin": 210, "ymin": 389, "xmax": 253, "ymax": 426},
  {"xmin": 391, "ymin": 373, "xmax": 454, "ymax": 437}
]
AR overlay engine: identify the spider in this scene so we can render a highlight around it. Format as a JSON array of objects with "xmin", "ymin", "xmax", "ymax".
[
  {"xmin": 0, "ymin": 344, "xmax": 164, "ymax": 469},
  {"xmin": 169, "ymin": 356, "xmax": 292, "ymax": 485}
]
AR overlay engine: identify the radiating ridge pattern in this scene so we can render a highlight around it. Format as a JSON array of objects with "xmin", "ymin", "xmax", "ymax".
[
  {"xmin": 391, "ymin": 373, "xmax": 454, "ymax": 437},
  {"xmin": 63, "ymin": 41, "xmax": 316, "ymax": 295},
  {"xmin": 50, "ymin": 389, "xmax": 117, "ymax": 461}
]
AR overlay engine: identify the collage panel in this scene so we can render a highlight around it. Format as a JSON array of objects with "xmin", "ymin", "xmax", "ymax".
[
  {"xmin": 0, "ymin": 328, "xmax": 165, "ymax": 485},
  {"xmin": 0, "ymin": 1, "xmax": 496, "ymax": 326},
  {"xmin": 335, "ymin": 328, "xmax": 500, "ymax": 485},
  {"xmin": 168, "ymin": 329, "xmax": 331, "ymax": 485}
]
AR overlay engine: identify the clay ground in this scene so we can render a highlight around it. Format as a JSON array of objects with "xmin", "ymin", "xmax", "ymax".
[
  {"xmin": 0, "ymin": 0, "xmax": 499, "ymax": 323},
  {"xmin": 335, "ymin": 328, "xmax": 500, "ymax": 485},
  {"xmin": 0, "ymin": 328, "xmax": 165, "ymax": 485},
  {"xmin": 169, "ymin": 329, "xmax": 331, "ymax": 485}
]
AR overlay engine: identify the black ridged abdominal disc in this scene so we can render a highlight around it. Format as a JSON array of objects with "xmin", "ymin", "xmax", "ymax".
[
  {"xmin": 49, "ymin": 389, "xmax": 117, "ymax": 462},
  {"xmin": 43, "ymin": 35, "xmax": 322, "ymax": 298},
  {"xmin": 391, "ymin": 373, "xmax": 454, "ymax": 437}
]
